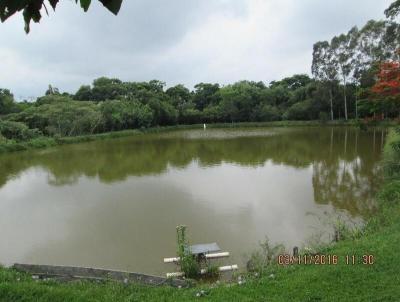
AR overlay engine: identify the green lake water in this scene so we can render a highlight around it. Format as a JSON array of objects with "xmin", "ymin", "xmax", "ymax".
[{"xmin": 0, "ymin": 127, "xmax": 385, "ymax": 275}]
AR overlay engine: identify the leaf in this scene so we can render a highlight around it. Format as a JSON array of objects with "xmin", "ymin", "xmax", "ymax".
[
  {"xmin": 0, "ymin": 0, "xmax": 30, "ymax": 22},
  {"xmin": 23, "ymin": 1, "xmax": 43, "ymax": 33},
  {"xmin": 48, "ymin": 0, "xmax": 59, "ymax": 10},
  {"xmin": 23, "ymin": 7, "xmax": 32, "ymax": 33},
  {"xmin": 80, "ymin": 0, "xmax": 91, "ymax": 12},
  {"xmin": 1, "ymin": 0, "xmax": 122, "ymax": 33},
  {"xmin": 385, "ymin": 0, "xmax": 400, "ymax": 19},
  {"xmin": 98, "ymin": 0, "xmax": 122, "ymax": 15}
]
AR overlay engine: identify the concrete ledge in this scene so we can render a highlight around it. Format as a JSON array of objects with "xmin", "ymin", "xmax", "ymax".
[{"xmin": 12, "ymin": 263, "xmax": 188, "ymax": 288}]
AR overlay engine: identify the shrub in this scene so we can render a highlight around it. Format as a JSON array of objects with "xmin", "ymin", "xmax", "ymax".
[
  {"xmin": 0, "ymin": 120, "xmax": 41, "ymax": 141},
  {"xmin": 9, "ymin": 101, "xmax": 103, "ymax": 137},
  {"xmin": 203, "ymin": 264, "xmax": 220, "ymax": 278},
  {"xmin": 285, "ymin": 100, "xmax": 312, "ymax": 120},
  {"xmin": 319, "ymin": 112, "xmax": 329, "ymax": 122},
  {"xmin": 0, "ymin": 89, "xmax": 18, "ymax": 115},
  {"xmin": 176, "ymin": 225, "xmax": 199, "ymax": 279},
  {"xmin": 257, "ymin": 104, "xmax": 281, "ymax": 121},
  {"xmin": 148, "ymin": 98, "xmax": 178, "ymax": 126},
  {"xmin": 332, "ymin": 218, "xmax": 364, "ymax": 242},
  {"xmin": 100, "ymin": 100, "xmax": 153, "ymax": 131},
  {"xmin": 180, "ymin": 108, "xmax": 202, "ymax": 124},
  {"xmin": 246, "ymin": 237, "xmax": 285, "ymax": 276},
  {"xmin": 383, "ymin": 128, "xmax": 400, "ymax": 179},
  {"xmin": 36, "ymin": 95, "xmax": 73, "ymax": 106},
  {"xmin": 202, "ymin": 105, "xmax": 223, "ymax": 123}
]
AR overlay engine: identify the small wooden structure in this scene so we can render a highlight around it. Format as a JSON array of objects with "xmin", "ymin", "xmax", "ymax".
[{"xmin": 164, "ymin": 242, "xmax": 238, "ymax": 278}]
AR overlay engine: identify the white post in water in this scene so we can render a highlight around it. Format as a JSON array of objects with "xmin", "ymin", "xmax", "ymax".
[{"xmin": 203, "ymin": 123, "xmax": 206, "ymax": 130}]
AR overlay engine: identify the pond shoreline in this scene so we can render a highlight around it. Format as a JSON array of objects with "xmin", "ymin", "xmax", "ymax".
[{"xmin": 0, "ymin": 119, "xmax": 394, "ymax": 154}]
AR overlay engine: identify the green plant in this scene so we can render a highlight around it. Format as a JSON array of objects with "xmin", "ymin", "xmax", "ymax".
[
  {"xmin": 203, "ymin": 264, "xmax": 220, "ymax": 278},
  {"xmin": 0, "ymin": 120, "xmax": 41, "ymax": 141},
  {"xmin": 332, "ymin": 218, "xmax": 364, "ymax": 242},
  {"xmin": 246, "ymin": 237, "xmax": 285, "ymax": 276},
  {"xmin": 319, "ymin": 111, "xmax": 329, "ymax": 123},
  {"xmin": 176, "ymin": 225, "xmax": 199, "ymax": 279},
  {"xmin": 383, "ymin": 129, "xmax": 400, "ymax": 179}
]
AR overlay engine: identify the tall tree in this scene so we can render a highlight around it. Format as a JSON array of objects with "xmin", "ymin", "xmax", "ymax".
[
  {"xmin": 45, "ymin": 84, "xmax": 60, "ymax": 96},
  {"xmin": 312, "ymin": 41, "xmax": 338, "ymax": 120},
  {"xmin": 352, "ymin": 20, "xmax": 391, "ymax": 118},
  {"xmin": 193, "ymin": 83, "xmax": 220, "ymax": 111},
  {"xmin": 74, "ymin": 85, "xmax": 93, "ymax": 101},
  {"xmin": 355, "ymin": 20, "xmax": 398, "ymax": 73},
  {"xmin": 331, "ymin": 27, "xmax": 359, "ymax": 120},
  {"xmin": 385, "ymin": 0, "xmax": 400, "ymax": 19},
  {"xmin": 91, "ymin": 77, "xmax": 125, "ymax": 101},
  {"xmin": 166, "ymin": 84, "xmax": 191, "ymax": 109},
  {"xmin": 0, "ymin": 89, "xmax": 16, "ymax": 115},
  {"xmin": 371, "ymin": 61, "xmax": 400, "ymax": 96},
  {"xmin": 369, "ymin": 61, "xmax": 400, "ymax": 118},
  {"xmin": 269, "ymin": 74, "xmax": 311, "ymax": 91}
]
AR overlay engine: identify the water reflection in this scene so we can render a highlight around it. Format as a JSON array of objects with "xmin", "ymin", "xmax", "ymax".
[
  {"xmin": 0, "ymin": 127, "xmax": 385, "ymax": 274},
  {"xmin": 0, "ymin": 128, "xmax": 384, "ymax": 181}
]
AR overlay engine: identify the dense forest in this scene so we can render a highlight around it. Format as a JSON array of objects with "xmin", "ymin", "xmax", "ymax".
[{"xmin": 0, "ymin": 2, "xmax": 399, "ymax": 144}]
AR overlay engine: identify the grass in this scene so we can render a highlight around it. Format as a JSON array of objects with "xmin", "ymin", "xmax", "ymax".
[{"xmin": 0, "ymin": 127, "xmax": 400, "ymax": 301}]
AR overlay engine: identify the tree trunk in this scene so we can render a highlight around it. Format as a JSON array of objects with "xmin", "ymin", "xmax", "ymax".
[
  {"xmin": 355, "ymin": 88, "xmax": 358, "ymax": 119},
  {"xmin": 373, "ymin": 129, "xmax": 376, "ymax": 152},
  {"xmin": 329, "ymin": 87, "xmax": 334, "ymax": 121},
  {"xmin": 343, "ymin": 77, "xmax": 348, "ymax": 120}
]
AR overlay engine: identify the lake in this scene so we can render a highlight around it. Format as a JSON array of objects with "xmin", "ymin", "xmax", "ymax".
[{"xmin": 0, "ymin": 126, "xmax": 385, "ymax": 275}]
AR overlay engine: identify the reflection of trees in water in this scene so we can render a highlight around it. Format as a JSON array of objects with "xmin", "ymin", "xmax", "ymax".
[
  {"xmin": 312, "ymin": 128, "xmax": 385, "ymax": 217},
  {"xmin": 312, "ymin": 158, "xmax": 381, "ymax": 217},
  {"xmin": 0, "ymin": 127, "xmax": 385, "ymax": 216}
]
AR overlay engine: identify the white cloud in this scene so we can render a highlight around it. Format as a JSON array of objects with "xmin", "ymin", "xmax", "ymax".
[{"xmin": 0, "ymin": 0, "xmax": 393, "ymax": 99}]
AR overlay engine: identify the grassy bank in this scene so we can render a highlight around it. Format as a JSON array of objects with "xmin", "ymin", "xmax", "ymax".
[
  {"xmin": 0, "ymin": 119, "xmax": 394, "ymax": 154},
  {"xmin": 0, "ymin": 128, "xmax": 399, "ymax": 301}
]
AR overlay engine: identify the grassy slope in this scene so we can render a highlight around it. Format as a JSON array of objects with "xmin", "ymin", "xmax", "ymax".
[{"xmin": 0, "ymin": 129, "xmax": 400, "ymax": 302}]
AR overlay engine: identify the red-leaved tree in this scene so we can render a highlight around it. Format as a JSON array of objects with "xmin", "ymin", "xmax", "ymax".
[
  {"xmin": 372, "ymin": 61, "xmax": 400, "ymax": 96},
  {"xmin": 368, "ymin": 61, "xmax": 400, "ymax": 119}
]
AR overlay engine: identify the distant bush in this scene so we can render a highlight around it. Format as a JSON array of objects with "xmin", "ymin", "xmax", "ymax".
[
  {"xmin": 0, "ymin": 120, "xmax": 41, "ymax": 141},
  {"xmin": 36, "ymin": 94, "xmax": 73, "ymax": 106},
  {"xmin": 148, "ymin": 98, "xmax": 178, "ymax": 126},
  {"xmin": 180, "ymin": 108, "xmax": 202, "ymax": 124},
  {"xmin": 100, "ymin": 100, "xmax": 153, "ymax": 131},
  {"xmin": 202, "ymin": 105, "xmax": 223, "ymax": 123},
  {"xmin": 0, "ymin": 89, "xmax": 19, "ymax": 115},
  {"xmin": 0, "ymin": 133, "xmax": 6, "ymax": 143},
  {"xmin": 256, "ymin": 104, "xmax": 281, "ymax": 122},
  {"xmin": 285, "ymin": 100, "xmax": 312, "ymax": 120},
  {"xmin": 9, "ymin": 101, "xmax": 103, "ymax": 137},
  {"xmin": 319, "ymin": 112, "xmax": 329, "ymax": 122}
]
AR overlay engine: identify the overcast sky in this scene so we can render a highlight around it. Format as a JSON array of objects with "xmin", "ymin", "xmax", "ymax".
[{"xmin": 0, "ymin": 0, "xmax": 392, "ymax": 99}]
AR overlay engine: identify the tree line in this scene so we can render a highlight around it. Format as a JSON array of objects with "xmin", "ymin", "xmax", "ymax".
[
  {"xmin": 1, "ymin": 1, "xmax": 399, "ymax": 143},
  {"xmin": 312, "ymin": 19, "xmax": 400, "ymax": 121}
]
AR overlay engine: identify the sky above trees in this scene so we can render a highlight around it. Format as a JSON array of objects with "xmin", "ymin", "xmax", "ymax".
[{"xmin": 0, "ymin": 0, "xmax": 392, "ymax": 100}]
